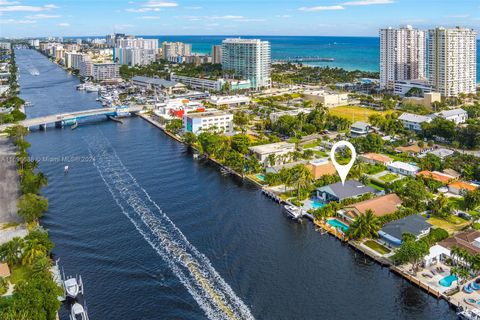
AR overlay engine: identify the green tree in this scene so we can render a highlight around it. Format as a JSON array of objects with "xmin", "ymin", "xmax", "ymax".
[
  {"xmin": 231, "ymin": 134, "xmax": 250, "ymax": 154},
  {"xmin": 393, "ymin": 233, "xmax": 429, "ymax": 273},
  {"xmin": 17, "ymin": 193, "xmax": 49, "ymax": 223},
  {"xmin": 21, "ymin": 238, "xmax": 47, "ymax": 265},
  {"xmin": 0, "ymin": 237, "xmax": 23, "ymax": 266},
  {"xmin": 346, "ymin": 209, "xmax": 381, "ymax": 240}
]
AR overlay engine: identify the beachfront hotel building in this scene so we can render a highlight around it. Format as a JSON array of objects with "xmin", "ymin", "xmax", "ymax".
[
  {"xmin": 427, "ymin": 27, "xmax": 477, "ymax": 97},
  {"xmin": 379, "ymin": 25, "xmax": 426, "ymax": 90},
  {"xmin": 221, "ymin": 38, "xmax": 271, "ymax": 90}
]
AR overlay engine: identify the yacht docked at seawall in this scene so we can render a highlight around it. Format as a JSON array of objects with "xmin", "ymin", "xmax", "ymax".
[
  {"xmin": 284, "ymin": 204, "xmax": 304, "ymax": 220},
  {"xmin": 459, "ymin": 308, "xmax": 480, "ymax": 320}
]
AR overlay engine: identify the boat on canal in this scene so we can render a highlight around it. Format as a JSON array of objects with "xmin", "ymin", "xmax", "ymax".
[
  {"xmin": 70, "ymin": 302, "xmax": 89, "ymax": 320},
  {"xmin": 458, "ymin": 308, "xmax": 480, "ymax": 320},
  {"xmin": 284, "ymin": 204, "xmax": 303, "ymax": 220},
  {"xmin": 63, "ymin": 275, "xmax": 83, "ymax": 299}
]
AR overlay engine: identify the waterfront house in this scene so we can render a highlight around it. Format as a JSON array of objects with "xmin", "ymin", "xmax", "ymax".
[
  {"xmin": 316, "ymin": 180, "xmax": 376, "ymax": 203},
  {"xmin": 350, "ymin": 121, "xmax": 371, "ymax": 137},
  {"xmin": 417, "ymin": 170, "xmax": 456, "ymax": 184},
  {"xmin": 338, "ymin": 193, "xmax": 403, "ymax": 223},
  {"xmin": 425, "ymin": 230, "xmax": 480, "ymax": 266},
  {"xmin": 249, "ymin": 142, "xmax": 296, "ymax": 167},
  {"xmin": 387, "ymin": 161, "xmax": 420, "ymax": 177},
  {"xmin": 379, "ymin": 215, "xmax": 431, "ymax": 246},
  {"xmin": 359, "ymin": 153, "xmax": 392, "ymax": 166},
  {"xmin": 304, "ymin": 159, "xmax": 337, "ymax": 180},
  {"xmin": 434, "ymin": 108, "xmax": 468, "ymax": 124},
  {"xmin": 448, "ymin": 181, "xmax": 478, "ymax": 195},
  {"xmin": 398, "ymin": 113, "xmax": 432, "ymax": 132}
]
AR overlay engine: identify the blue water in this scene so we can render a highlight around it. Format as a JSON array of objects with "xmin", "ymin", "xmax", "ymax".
[
  {"xmin": 439, "ymin": 275, "xmax": 458, "ymax": 287},
  {"xmin": 142, "ymin": 35, "xmax": 480, "ymax": 80},
  {"xmin": 310, "ymin": 200, "xmax": 325, "ymax": 209},
  {"xmin": 16, "ymin": 48, "xmax": 456, "ymax": 319},
  {"xmin": 327, "ymin": 219, "xmax": 350, "ymax": 232},
  {"xmin": 256, "ymin": 174, "xmax": 265, "ymax": 181}
]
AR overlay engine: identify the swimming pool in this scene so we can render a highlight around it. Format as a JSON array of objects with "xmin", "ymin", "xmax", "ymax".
[
  {"xmin": 256, "ymin": 174, "xmax": 265, "ymax": 181},
  {"xmin": 310, "ymin": 200, "xmax": 325, "ymax": 209},
  {"xmin": 439, "ymin": 274, "xmax": 458, "ymax": 287},
  {"xmin": 327, "ymin": 219, "xmax": 349, "ymax": 232}
]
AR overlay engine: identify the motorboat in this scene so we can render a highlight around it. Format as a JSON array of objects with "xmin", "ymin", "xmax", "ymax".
[
  {"xmin": 458, "ymin": 308, "xmax": 480, "ymax": 320},
  {"xmin": 63, "ymin": 276, "xmax": 83, "ymax": 299},
  {"xmin": 284, "ymin": 205, "xmax": 303, "ymax": 220},
  {"xmin": 70, "ymin": 302, "xmax": 89, "ymax": 320}
]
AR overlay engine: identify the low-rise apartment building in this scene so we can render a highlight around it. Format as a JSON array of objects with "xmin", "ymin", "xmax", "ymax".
[
  {"xmin": 249, "ymin": 142, "xmax": 296, "ymax": 166},
  {"xmin": 183, "ymin": 111, "xmax": 234, "ymax": 135}
]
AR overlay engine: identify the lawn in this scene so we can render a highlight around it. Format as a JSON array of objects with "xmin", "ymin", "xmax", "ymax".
[
  {"xmin": 302, "ymin": 141, "xmax": 320, "ymax": 149},
  {"xmin": 364, "ymin": 240, "xmax": 391, "ymax": 255},
  {"xmin": 367, "ymin": 182, "xmax": 385, "ymax": 191},
  {"xmin": 427, "ymin": 215, "xmax": 470, "ymax": 234},
  {"xmin": 329, "ymin": 106, "xmax": 388, "ymax": 122},
  {"xmin": 379, "ymin": 173, "xmax": 399, "ymax": 183}
]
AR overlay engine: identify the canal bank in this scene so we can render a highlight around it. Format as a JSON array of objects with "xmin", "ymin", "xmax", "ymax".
[{"xmin": 17, "ymin": 48, "xmax": 456, "ymax": 320}]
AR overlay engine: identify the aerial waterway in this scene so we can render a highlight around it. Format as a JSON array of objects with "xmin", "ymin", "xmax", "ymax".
[{"xmin": 16, "ymin": 48, "xmax": 456, "ymax": 319}]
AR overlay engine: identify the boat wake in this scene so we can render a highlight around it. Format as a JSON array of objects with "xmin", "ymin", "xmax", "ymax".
[{"xmin": 85, "ymin": 133, "xmax": 254, "ymax": 320}]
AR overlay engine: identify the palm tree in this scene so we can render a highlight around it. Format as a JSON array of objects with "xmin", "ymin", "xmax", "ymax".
[
  {"xmin": 0, "ymin": 237, "xmax": 23, "ymax": 266},
  {"xmin": 346, "ymin": 209, "xmax": 381, "ymax": 240},
  {"xmin": 293, "ymin": 167, "xmax": 313, "ymax": 199},
  {"xmin": 21, "ymin": 238, "xmax": 47, "ymax": 266}
]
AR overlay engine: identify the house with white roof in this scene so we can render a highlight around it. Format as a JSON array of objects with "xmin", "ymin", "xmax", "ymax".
[
  {"xmin": 434, "ymin": 108, "xmax": 468, "ymax": 124},
  {"xmin": 398, "ymin": 113, "xmax": 432, "ymax": 131},
  {"xmin": 387, "ymin": 161, "xmax": 420, "ymax": 177}
]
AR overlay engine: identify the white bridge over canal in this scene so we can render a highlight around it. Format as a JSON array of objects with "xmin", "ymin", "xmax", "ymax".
[{"xmin": 1, "ymin": 105, "xmax": 144, "ymax": 131}]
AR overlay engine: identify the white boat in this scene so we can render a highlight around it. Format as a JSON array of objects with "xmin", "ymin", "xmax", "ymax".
[
  {"xmin": 63, "ymin": 276, "xmax": 83, "ymax": 299},
  {"xmin": 70, "ymin": 302, "xmax": 89, "ymax": 320},
  {"xmin": 284, "ymin": 205, "xmax": 303, "ymax": 220},
  {"xmin": 85, "ymin": 84, "xmax": 100, "ymax": 92},
  {"xmin": 459, "ymin": 309, "xmax": 480, "ymax": 320}
]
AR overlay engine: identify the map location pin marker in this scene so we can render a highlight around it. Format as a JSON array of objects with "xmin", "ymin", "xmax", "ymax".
[{"xmin": 330, "ymin": 140, "xmax": 357, "ymax": 186}]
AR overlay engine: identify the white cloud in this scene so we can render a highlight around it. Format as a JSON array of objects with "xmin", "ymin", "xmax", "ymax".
[
  {"xmin": 137, "ymin": 15, "xmax": 160, "ymax": 19},
  {"xmin": 0, "ymin": 1, "xmax": 19, "ymax": 5},
  {"xmin": 0, "ymin": 4, "xmax": 59, "ymax": 12},
  {"xmin": 276, "ymin": 15, "xmax": 291, "ymax": 18},
  {"xmin": 299, "ymin": 5, "xmax": 344, "ymax": 12},
  {"xmin": 143, "ymin": 1, "xmax": 177, "ymax": 7},
  {"xmin": 0, "ymin": 18, "xmax": 35, "ymax": 24},
  {"xmin": 126, "ymin": 7, "xmax": 160, "ymax": 12},
  {"xmin": 26, "ymin": 14, "xmax": 61, "ymax": 19},
  {"xmin": 183, "ymin": 15, "xmax": 245, "ymax": 21},
  {"xmin": 58, "ymin": 22, "xmax": 70, "ymax": 27},
  {"xmin": 341, "ymin": 0, "xmax": 395, "ymax": 6}
]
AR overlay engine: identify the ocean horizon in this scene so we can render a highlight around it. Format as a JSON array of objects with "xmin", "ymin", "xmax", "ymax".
[{"xmin": 70, "ymin": 35, "xmax": 480, "ymax": 80}]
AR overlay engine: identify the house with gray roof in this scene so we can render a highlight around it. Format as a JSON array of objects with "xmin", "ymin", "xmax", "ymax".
[
  {"xmin": 379, "ymin": 215, "xmax": 431, "ymax": 246},
  {"xmin": 316, "ymin": 180, "xmax": 376, "ymax": 203},
  {"xmin": 350, "ymin": 121, "xmax": 371, "ymax": 137},
  {"xmin": 132, "ymin": 76, "xmax": 186, "ymax": 94}
]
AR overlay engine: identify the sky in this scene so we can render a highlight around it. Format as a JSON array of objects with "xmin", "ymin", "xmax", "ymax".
[{"xmin": 0, "ymin": 0, "xmax": 479, "ymax": 38}]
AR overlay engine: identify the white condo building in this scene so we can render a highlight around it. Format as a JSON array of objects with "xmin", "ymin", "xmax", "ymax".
[
  {"xmin": 116, "ymin": 38, "xmax": 158, "ymax": 50},
  {"xmin": 221, "ymin": 38, "xmax": 271, "ymax": 90},
  {"xmin": 183, "ymin": 111, "xmax": 234, "ymax": 135},
  {"xmin": 428, "ymin": 27, "xmax": 477, "ymax": 97},
  {"xmin": 115, "ymin": 47, "xmax": 156, "ymax": 66},
  {"xmin": 379, "ymin": 25, "xmax": 426, "ymax": 90}
]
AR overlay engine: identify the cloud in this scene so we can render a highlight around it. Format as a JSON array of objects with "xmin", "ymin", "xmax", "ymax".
[
  {"xmin": 0, "ymin": 1, "xmax": 19, "ymax": 4},
  {"xmin": 126, "ymin": 7, "xmax": 160, "ymax": 12},
  {"xmin": 0, "ymin": 4, "xmax": 59, "ymax": 12},
  {"xmin": 299, "ymin": 5, "xmax": 344, "ymax": 12},
  {"xmin": 341, "ymin": 0, "xmax": 395, "ymax": 5},
  {"xmin": 25, "ymin": 14, "xmax": 61, "ymax": 19},
  {"xmin": 0, "ymin": 18, "xmax": 35, "ymax": 24},
  {"xmin": 58, "ymin": 22, "xmax": 70, "ymax": 27},
  {"xmin": 137, "ymin": 15, "xmax": 160, "ymax": 19},
  {"xmin": 183, "ymin": 15, "xmax": 245, "ymax": 20},
  {"xmin": 143, "ymin": 1, "xmax": 177, "ymax": 7},
  {"xmin": 276, "ymin": 14, "xmax": 291, "ymax": 18}
]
